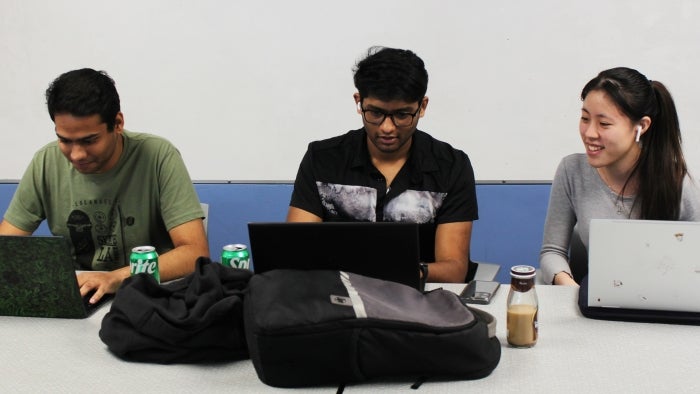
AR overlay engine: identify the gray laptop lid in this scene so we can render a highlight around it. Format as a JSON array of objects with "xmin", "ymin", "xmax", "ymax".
[
  {"xmin": 587, "ymin": 219, "xmax": 700, "ymax": 313},
  {"xmin": 247, "ymin": 222, "xmax": 421, "ymax": 289},
  {"xmin": 0, "ymin": 235, "xmax": 100, "ymax": 318}
]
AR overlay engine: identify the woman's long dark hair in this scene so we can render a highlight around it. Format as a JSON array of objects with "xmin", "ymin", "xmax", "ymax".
[{"xmin": 581, "ymin": 67, "xmax": 687, "ymax": 220}]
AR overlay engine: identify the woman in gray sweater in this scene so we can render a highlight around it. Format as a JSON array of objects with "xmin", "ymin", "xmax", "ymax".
[{"xmin": 540, "ymin": 67, "xmax": 700, "ymax": 285}]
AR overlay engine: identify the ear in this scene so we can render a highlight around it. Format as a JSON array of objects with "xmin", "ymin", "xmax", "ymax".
[
  {"xmin": 419, "ymin": 96, "xmax": 429, "ymax": 118},
  {"xmin": 353, "ymin": 93, "xmax": 362, "ymax": 114},
  {"xmin": 638, "ymin": 116, "xmax": 651, "ymax": 136},
  {"xmin": 113, "ymin": 112, "xmax": 125, "ymax": 134}
]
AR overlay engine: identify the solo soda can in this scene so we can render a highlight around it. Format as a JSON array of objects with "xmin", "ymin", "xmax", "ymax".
[
  {"xmin": 221, "ymin": 244, "xmax": 250, "ymax": 269},
  {"xmin": 130, "ymin": 245, "xmax": 160, "ymax": 283}
]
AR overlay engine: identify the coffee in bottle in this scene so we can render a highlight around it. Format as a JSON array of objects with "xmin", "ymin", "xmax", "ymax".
[{"xmin": 507, "ymin": 265, "xmax": 538, "ymax": 348}]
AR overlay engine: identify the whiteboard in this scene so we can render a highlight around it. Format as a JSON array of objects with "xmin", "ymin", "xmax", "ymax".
[{"xmin": 1, "ymin": 0, "xmax": 699, "ymax": 181}]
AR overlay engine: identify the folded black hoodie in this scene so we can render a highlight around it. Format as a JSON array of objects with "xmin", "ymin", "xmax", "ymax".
[{"xmin": 99, "ymin": 257, "xmax": 252, "ymax": 363}]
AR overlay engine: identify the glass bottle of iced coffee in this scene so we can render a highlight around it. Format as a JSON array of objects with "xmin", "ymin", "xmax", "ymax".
[{"xmin": 506, "ymin": 265, "xmax": 538, "ymax": 348}]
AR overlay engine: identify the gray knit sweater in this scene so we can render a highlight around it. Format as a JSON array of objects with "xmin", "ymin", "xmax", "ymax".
[{"xmin": 539, "ymin": 154, "xmax": 700, "ymax": 284}]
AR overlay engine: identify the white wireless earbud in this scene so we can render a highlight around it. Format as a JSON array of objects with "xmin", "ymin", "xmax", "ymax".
[{"xmin": 635, "ymin": 126, "xmax": 642, "ymax": 142}]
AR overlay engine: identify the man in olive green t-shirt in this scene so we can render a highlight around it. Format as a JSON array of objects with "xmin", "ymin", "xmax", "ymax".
[{"xmin": 0, "ymin": 68, "xmax": 209, "ymax": 303}]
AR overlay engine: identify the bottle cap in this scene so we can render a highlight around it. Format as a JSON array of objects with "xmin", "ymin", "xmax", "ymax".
[{"xmin": 510, "ymin": 265, "xmax": 536, "ymax": 279}]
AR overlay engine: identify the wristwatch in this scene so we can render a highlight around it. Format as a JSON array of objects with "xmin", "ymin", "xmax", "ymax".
[
  {"xmin": 419, "ymin": 262, "xmax": 429, "ymax": 291},
  {"xmin": 419, "ymin": 262, "xmax": 429, "ymax": 278}
]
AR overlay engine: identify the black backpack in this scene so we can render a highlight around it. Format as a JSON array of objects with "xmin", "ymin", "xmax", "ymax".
[{"xmin": 244, "ymin": 269, "xmax": 501, "ymax": 389}]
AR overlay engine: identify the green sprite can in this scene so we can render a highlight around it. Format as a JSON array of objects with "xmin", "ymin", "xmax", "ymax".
[
  {"xmin": 130, "ymin": 245, "xmax": 160, "ymax": 283},
  {"xmin": 221, "ymin": 244, "xmax": 250, "ymax": 269}
]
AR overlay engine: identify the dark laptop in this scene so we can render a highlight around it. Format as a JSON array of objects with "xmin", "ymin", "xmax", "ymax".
[
  {"xmin": 247, "ymin": 222, "xmax": 422, "ymax": 289},
  {"xmin": 0, "ymin": 235, "xmax": 111, "ymax": 318}
]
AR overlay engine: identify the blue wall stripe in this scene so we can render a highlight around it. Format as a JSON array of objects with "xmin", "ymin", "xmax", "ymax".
[{"xmin": 0, "ymin": 182, "xmax": 551, "ymax": 283}]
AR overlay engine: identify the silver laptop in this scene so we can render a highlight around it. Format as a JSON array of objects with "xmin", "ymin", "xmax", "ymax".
[{"xmin": 587, "ymin": 219, "xmax": 700, "ymax": 313}]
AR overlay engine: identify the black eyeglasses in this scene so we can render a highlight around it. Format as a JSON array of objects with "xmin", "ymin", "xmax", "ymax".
[{"xmin": 359, "ymin": 104, "xmax": 421, "ymax": 127}]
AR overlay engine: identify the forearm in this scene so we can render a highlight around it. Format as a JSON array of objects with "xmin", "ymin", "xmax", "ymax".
[
  {"xmin": 108, "ymin": 266, "xmax": 131, "ymax": 283},
  {"xmin": 539, "ymin": 251, "xmax": 572, "ymax": 285},
  {"xmin": 430, "ymin": 221, "xmax": 471, "ymax": 283},
  {"xmin": 157, "ymin": 243, "xmax": 210, "ymax": 282},
  {"xmin": 426, "ymin": 258, "xmax": 468, "ymax": 283}
]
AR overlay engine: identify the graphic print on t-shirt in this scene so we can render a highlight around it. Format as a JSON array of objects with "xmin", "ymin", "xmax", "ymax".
[
  {"xmin": 317, "ymin": 182, "xmax": 446, "ymax": 223},
  {"xmin": 67, "ymin": 200, "xmax": 121, "ymax": 270},
  {"xmin": 317, "ymin": 183, "xmax": 377, "ymax": 221},
  {"xmin": 67, "ymin": 209, "xmax": 96, "ymax": 269},
  {"xmin": 384, "ymin": 190, "xmax": 446, "ymax": 223}
]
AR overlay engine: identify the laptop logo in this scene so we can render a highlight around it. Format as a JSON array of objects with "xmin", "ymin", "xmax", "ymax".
[{"xmin": 330, "ymin": 295, "xmax": 352, "ymax": 306}]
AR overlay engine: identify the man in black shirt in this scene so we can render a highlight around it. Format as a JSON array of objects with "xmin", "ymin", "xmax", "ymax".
[{"xmin": 287, "ymin": 46, "xmax": 478, "ymax": 283}]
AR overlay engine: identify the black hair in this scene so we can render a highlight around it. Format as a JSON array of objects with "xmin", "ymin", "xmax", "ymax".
[
  {"xmin": 353, "ymin": 46, "xmax": 428, "ymax": 103},
  {"xmin": 45, "ymin": 68, "xmax": 121, "ymax": 131}
]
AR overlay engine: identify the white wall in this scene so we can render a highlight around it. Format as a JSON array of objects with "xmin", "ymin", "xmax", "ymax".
[{"xmin": 1, "ymin": 0, "xmax": 699, "ymax": 181}]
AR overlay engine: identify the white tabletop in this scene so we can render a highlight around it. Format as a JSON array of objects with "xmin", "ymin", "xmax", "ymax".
[{"xmin": 1, "ymin": 284, "xmax": 699, "ymax": 393}]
